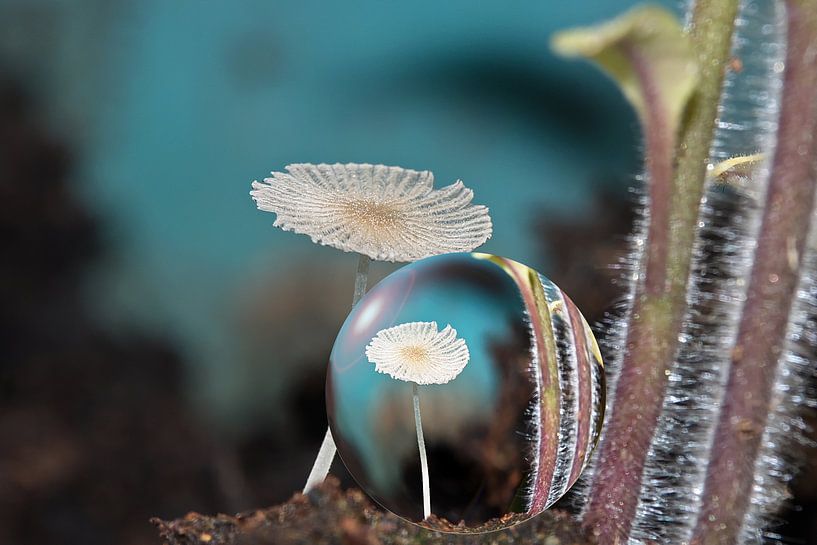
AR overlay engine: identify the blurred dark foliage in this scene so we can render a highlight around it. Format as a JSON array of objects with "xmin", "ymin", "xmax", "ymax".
[
  {"xmin": 0, "ymin": 76, "xmax": 361, "ymax": 545},
  {"xmin": 0, "ymin": 78, "xmax": 225, "ymax": 545},
  {"xmin": 535, "ymin": 188, "xmax": 636, "ymax": 326}
]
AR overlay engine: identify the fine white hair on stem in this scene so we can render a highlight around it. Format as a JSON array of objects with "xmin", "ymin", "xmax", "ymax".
[
  {"xmin": 250, "ymin": 163, "xmax": 492, "ymax": 263},
  {"xmin": 561, "ymin": 185, "xmax": 646, "ymax": 514},
  {"xmin": 630, "ymin": 1, "xmax": 786, "ymax": 543},
  {"xmin": 365, "ymin": 321, "xmax": 470, "ymax": 385},
  {"xmin": 744, "ymin": 220, "xmax": 817, "ymax": 545}
]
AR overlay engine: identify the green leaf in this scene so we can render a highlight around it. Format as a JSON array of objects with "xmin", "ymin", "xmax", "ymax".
[{"xmin": 551, "ymin": 5, "xmax": 699, "ymax": 136}]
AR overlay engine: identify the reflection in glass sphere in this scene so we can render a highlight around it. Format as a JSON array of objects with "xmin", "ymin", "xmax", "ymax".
[{"xmin": 327, "ymin": 253, "xmax": 605, "ymax": 532}]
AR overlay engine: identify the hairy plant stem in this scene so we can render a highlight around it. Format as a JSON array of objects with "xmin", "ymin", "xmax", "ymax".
[
  {"xmin": 582, "ymin": 1, "xmax": 739, "ymax": 542},
  {"xmin": 624, "ymin": 41, "xmax": 674, "ymax": 296},
  {"xmin": 412, "ymin": 382, "xmax": 431, "ymax": 520},
  {"xmin": 690, "ymin": 2, "xmax": 817, "ymax": 544},
  {"xmin": 303, "ymin": 253, "xmax": 371, "ymax": 493}
]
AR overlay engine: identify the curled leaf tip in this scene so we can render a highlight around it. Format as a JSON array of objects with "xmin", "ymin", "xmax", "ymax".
[{"xmin": 550, "ymin": 5, "xmax": 699, "ymax": 135}]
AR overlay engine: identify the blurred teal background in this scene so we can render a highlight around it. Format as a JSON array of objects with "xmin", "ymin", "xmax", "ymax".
[
  {"xmin": 0, "ymin": 0, "xmax": 665, "ymax": 416},
  {"xmin": 0, "ymin": 1, "xmax": 670, "ymax": 544}
]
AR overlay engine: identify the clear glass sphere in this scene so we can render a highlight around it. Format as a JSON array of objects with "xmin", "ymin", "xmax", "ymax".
[{"xmin": 327, "ymin": 252, "xmax": 604, "ymax": 532}]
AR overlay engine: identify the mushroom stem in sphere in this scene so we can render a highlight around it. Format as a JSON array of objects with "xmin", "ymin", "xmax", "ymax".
[{"xmin": 413, "ymin": 382, "xmax": 431, "ymax": 519}]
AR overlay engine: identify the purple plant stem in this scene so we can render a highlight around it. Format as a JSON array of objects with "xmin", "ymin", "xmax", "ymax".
[
  {"xmin": 625, "ymin": 41, "xmax": 674, "ymax": 297},
  {"xmin": 564, "ymin": 292, "xmax": 593, "ymax": 485},
  {"xmin": 501, "ymin": 259, "xmax": 560, "ymax": 515},
  {"xmin": 582, "ymin": 2, "xmax": 739, "ymax": 543},
  {"xmin": 690, "ymin": 2, "xmax": 817, "ymax": 544}
]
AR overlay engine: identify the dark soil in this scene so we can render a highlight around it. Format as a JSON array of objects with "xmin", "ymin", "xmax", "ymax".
[{"xmin": 153, "ymin": 477, "xmax": 593, "ymax": 545}]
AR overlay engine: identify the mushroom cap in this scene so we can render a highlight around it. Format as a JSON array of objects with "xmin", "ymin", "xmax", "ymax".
[
  {"xmin": 250, "ymin": 163, "xmax": 492, "ymax": 262},
  {"xmin": 365, "ymin": 321, "xmax": 470, "ymax": 385}
]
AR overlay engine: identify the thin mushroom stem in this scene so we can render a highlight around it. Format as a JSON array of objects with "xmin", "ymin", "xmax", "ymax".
[
  {"xmin": 302, "ymin": 428, "xmax": 336, "ymax": 494},
  {"xmin": 303, "ymin": 253, "xmax": 371, "ymax": 493},
  {"xmin": 413, "ymin": 382, "xmax": 431, "ymax": 519},
  {"xmin": 352, "ymin": 253, "xmax": 371, "ymax": 306}
]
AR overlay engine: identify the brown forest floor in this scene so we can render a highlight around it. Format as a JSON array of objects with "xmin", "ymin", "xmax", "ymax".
[{"xmin": 153, "ymin": 478, "xmax": 593, "ymax": 545}]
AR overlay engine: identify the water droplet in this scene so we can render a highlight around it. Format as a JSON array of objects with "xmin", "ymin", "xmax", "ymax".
[{"xmin": 327, "ymin": 253, "xmax": 605, "ymax": 532}]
